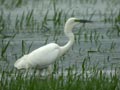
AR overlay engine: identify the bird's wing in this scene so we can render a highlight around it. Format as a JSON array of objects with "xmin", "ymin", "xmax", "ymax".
[{"xmin": 27, "ymin": 43, "xmax": 60, "ymax": 67}]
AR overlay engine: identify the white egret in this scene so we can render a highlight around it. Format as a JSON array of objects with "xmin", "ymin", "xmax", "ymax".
[{"xmin": 14, "ymin": 17, "xmax": 92, "ymax": 74}]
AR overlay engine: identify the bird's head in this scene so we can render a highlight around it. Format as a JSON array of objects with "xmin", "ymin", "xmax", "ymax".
[
  {"xmin": 64, "ymin": 17, "xmax": 93, "ymax": 33},
  {"xmin": 65, "ymin": 17, "xmax": 93, "ymax": 27}
]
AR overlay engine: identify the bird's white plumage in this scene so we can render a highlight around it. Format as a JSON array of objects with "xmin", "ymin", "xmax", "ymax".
[
  {"xmin": 14, "ymin": 55, "xmax": 29, "ymax": 69},
  {"xmin": 27, "ymin": 43, "xmax": 60, "ymax": 67},
  {"xmin": 14, "ymin": 17, "xmax": 92, "ymax": 74},
  {"xmin": 14, "ymin": 43, "xmax": 60, "ymax": 69}
]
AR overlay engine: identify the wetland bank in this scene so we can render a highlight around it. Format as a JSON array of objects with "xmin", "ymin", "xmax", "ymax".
[{"xmin": 0, "ymin": 0, "xmax": 120, "ymax": 89}]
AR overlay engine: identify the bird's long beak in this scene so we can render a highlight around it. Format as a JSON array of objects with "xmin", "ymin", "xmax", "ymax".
[{"xmin": 75, "ymin": 19, "xmax": 93, "ymax": 23}]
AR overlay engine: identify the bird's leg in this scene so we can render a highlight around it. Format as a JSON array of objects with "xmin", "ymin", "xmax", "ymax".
[
  {"xmin": 24, "ymin": 68, "xmax": 30, "ymax": 77},
  {"xmin": 34, "ymin": 69, "xmax": 40, "ymax": 76},
  {"xmin": 33, "ymin": 68, "xmax": 44, "ymax": 77},
  {"xmin": 47, "ymin": 65, "xmax": 54, "ymax": 75},
  {"xmin": 24, "ymin": 63, "xmax": 32, "ymax": 76},
  {"xmin": 45, "ymin": 65, "xmax": 54, "ymax": 80}
]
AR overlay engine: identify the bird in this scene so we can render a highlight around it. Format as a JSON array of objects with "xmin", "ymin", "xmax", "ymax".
[{"xmin": 14, "ymin": 17, "xmax": 93, "ymax": 75}]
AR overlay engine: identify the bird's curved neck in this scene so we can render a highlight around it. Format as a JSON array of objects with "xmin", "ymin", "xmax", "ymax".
[{"xmin": 60, "ymin": 25, "xmax": 74, "ymax": 56}]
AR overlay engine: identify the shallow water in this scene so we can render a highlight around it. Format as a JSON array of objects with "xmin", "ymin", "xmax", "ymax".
[{"xmin": 0, "ymin": 0, "xmax": 120, "ymax": 72}]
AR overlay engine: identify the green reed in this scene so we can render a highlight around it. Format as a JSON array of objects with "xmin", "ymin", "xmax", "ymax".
[{"xmin": 0, "ymin": 59, "xmax": 119, "ymax": 90}]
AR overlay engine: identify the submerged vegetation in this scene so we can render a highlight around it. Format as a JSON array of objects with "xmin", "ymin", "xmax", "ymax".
[{"xmin": 0, "ymin": 0, "xmax": 120, "ymax": 89}]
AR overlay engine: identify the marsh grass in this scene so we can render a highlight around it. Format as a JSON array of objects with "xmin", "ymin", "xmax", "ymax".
[
  {"xmin": 20, "ymin": 40, "xmax": 34, "ymax": 56},
  {"xmin": 0, "ymin": 0, "xmax": 28, "ymax": 8},
  {"xmin": 0, "ymin": 62, "xmax": 119, "ymax": 90},
  {"xmin": 0, "ymin": 10, "xmax": 6, "ymax": 32},
  {"xmin": 109, "ymin": 41, "xmax": 116, "ymax": 52},
  {"xmin": 0, "ymin": 34, "xmax": 16, "ymax": 60},
  {"xmin": 0, "ymin": 40, "xmax": 10, "ymax": 58},
  {"xmin": 114, "ymin": 24, "xmax": 120, "ymax": 36}
]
